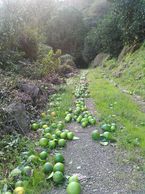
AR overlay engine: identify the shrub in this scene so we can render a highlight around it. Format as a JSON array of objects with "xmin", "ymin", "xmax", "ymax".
[{"xmin": 19, "ymin": 29, "xmax": 39, "ymax": 60}]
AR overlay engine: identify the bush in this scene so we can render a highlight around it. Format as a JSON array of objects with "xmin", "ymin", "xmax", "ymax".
[
  {"xmin": 37, "ymin": 49, "xmax": 61, "ymax": 78},
  {"xmin": 19, "ymin": 29, "xmax": 39, "ymax": 60}
]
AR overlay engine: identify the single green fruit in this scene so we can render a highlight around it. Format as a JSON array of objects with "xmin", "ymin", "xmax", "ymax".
[
  {"xmin": 66, "ymin": 181, "xmax": 81, "ymax": 194},
  {"xmin": 57, "ymin": 123, "xmax": 64, "ymax": 130},
  {"xmin": 65, "ymin": 116, "xmax": 71, "ymax": 123},
  {"xmin": 31, "ymin": 123, "xmax": 39, "ymax": 131},
  {"xmin": 101, "ymin": 124, "xmax": 111, "ymax": 132},
  {"xmin": 53, "ymin": 162, "xmax": 64, "ymax": 173},
  {"xmin": 91, "ymin": 130, "xmax": 100, "ymax": 141},
  {"xmin": 10, "ymin": 168, "xmax": 21, "ymax": 178},
  {"xmin": 51, "ymin": 123, "xmax": 57, "ymax": 129},
  {"xmin": 22, "ymin": 166, "xmax": 32, "ymax": 176},
  {"xmin": 55, "ymin": 130, "xmax": 61, "ymax": 137},
  {"xmin": 58, "ymin": 139, "xmax": 66, "ymax": 147},
  {"xmin": 89, "ymin": 119, "xmax": 96, "ymax": 125},
  {"xmin": 67, "ymin": 132, "xmax": 74, "ymax": 140},
  {"xmin": 82, "ymin": 121, "xmax": 88, "ymax": 128},
  {"xmin": 44, "ymin": 127, "xmax": 52, "ymax": 133},
  {"xmin": 60, "ymin": 132, "xmax": 67, "ymax": 139},
  {"xmin": 39, "ymin": 151, "xmax": 48, "ymax": 160},
  {"xmin": 39, "ymin": 138, "xmax": 48, "ymax": 147},
  {"xmin": 53, "ymin": 171, "xmax": 64, "ymax": 184},
  {"xmin": 102, "ymin": 131, "xmax": 112, "ymax": 140},
  {"xmin": 44, "ymin": 133, "xmax": 52, "ymax": 139},
  {"xmin": 43, "ymin": 162, "xmax": 53, "ymax": 174},
  {"xmin": 54, "ymin": 153, "xmax": 64, "ymax": 163},
  {"xmin": 49, "ymin": 140, "xmax": 56, "ymax": 149}
]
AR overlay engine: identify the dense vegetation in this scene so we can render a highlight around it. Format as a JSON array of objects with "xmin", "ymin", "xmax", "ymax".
[{"xmin": 1, "ymin": 0, "xmax": 145, "ymax": 69}]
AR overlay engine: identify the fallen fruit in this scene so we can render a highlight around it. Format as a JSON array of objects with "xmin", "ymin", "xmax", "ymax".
[
  {"xmin": 53, "ymin": 171, "xmax": 64, "ymax": 184},
  {"xmin": 91, "ymin": 130, "xmax": 100, "ymax": 141},
  {"xmin": 14, "ymin": 187, "xmax": 25, "ymax": 194},
  {"xmin": 43, "ymin": 162, "xmax": 53, "ymax": 174},
  {"xmin": 39, "ymin": 138, "xmax": 48, "ymax": 147},
  {"xmin": 66, "ymin": 181, "xmax": 81, "ymax": 194},
  {"xmin": 53, "ymin": 162, "xmax": 64, "ymax": 173},
  {"xmin": 39, "ymin": 151, "xmax": 48, "ymax": 160},
  {"xmin": 54, "ymin": 153, "xmax": 64, "ymax": 163}
]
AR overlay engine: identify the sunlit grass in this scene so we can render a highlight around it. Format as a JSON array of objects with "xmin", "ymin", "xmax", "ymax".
[{"xmin": 88, "ymin": 68, "xmax": 145, "ymax": 152}]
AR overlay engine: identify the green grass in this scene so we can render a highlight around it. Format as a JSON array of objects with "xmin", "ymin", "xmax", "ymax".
[
  {"xmin": 88, "ymin": 68, "xmax": 145, "ymax": 152},
  {"xmin": 103, "ymin": 43, "xmax": 145, "ymax": 98}
]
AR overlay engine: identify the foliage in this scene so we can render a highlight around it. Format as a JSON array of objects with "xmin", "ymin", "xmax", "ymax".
[
  {"xmin": 37, "ymin": 49, "xmax": 61, "ymax": 78},
  {"xmin": 46, "ymin": 7, "xmax": 87, "ymax": 63},
  {"xmin": 112, "ymin": 0, "xmax": 145, "ymax": 44},
  {"xmin": 83, "ymin": 0, "xmax": 145, "ymax": 63}
]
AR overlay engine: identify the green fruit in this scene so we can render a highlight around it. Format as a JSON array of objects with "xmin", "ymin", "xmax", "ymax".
[
  {"xmin": 89, "ymin": 119, "xmax": 96, "ymax": 125},
  {"xmin": 67, "ymin": 132, "xmax": 74, "ymax": 140},
  {"xmin": 102, "ymin": 131, "xmax": 112, "ymax": 140},
  {"xmin": 65, "ymin": 116, "xmax": 71, "ymax": 123},
  {"xmin": 53, "ymin": 171, "xmax": 64, "ymax": 184},
  {"xmin": 22, "ymin": 166, "xmax": 32, "ymax": 176},
  {"xmin": 31, "ymin": 123, "xmax": 39, "ymax": 131},
  {"xmin": 58, "ymin": 139, "xmax": 66, "ymax": 147},
  {"xmin": 52, "ymin": 134, "xmax": 57, "ymax": 139},
  {"xmin": 82, "ymin": 121, "xmax": 88, "ymax": 128},
  {"xmin": 44, "ymin": 127, "xmax": 52, "ymax": 133},
  {"xmin": 44, "ymin": 133, "xmax": 52, "ymax": 139},
  {"xmin": 39, "ymin": 138, "xmax": 48, "ymax": 147},
  {"xmin": 55, "ymin": 130, "xmax": 61, "ymax": 137},
  {"xmin": 101, "ymin": 124, "xmax": 111, "ymax": 132},
  {"xmin": 51, "ymin": 123, "xmax": 57, "ymax": 129},
  {"xmin": 69, "ymin": 175, "xmax": 79, "ymax": 183},
  {"xmin": 54, "ymin": 153, "xmax": 64, "ymax": 163},
  {"xmin": 43, "ymin": 162, "xmax": 53, "ymax": 174},
  {"xmin": 27, "ymin": 155, "xmax": 38, "ymax": 164},
  {"xmin": 53, "ymin": 162, "xmax": 64, "ymax": 173},
  {"xmin": 67, "ymin": 182, "xmax": 81, "ymax": 194},
  {"xmin": 10, "ymin": 168, "xmax": 21, "ymax": 178},
  {"xmin": 60, "ymin": 132, "xmax": 67, "ymax": 139},
  {"xmin": 57, "ymin": 123, "xmax": 64, "ymax": 130},
  {"xmin": 15, "ymin": 180, "xmax": 23, "ymax": 188},
  {"xmin": 5, "ymin": 192, "xmax": 12, "ymax": 194},
  {"xmin": 49, "ymin": 140, "xmax": 56, "ymax": 149},
  {"xmin": 39, "ymin": 151, "xmax": 48, "ymax": 160},
  {"xmin": 91, "ymin": 130, "xmax": 100, "ymax": 141}
]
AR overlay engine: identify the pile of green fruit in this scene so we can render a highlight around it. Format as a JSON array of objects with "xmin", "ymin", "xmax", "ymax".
[
  {"xmin": 65, "ymin": 72, "xmax": 96, "ymax": 129},
  {"xmin": 91, "ymin": 123, "xmax": 117, "ymax": 145}
]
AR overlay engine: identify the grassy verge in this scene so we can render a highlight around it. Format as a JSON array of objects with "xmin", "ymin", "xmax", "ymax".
[
  {"xmin": 88, "ymin": 68, "xmax": 145, "ymax": 153},
  {"xmin": 102, "ymin": 44, "xmax": 145, "ymax": 98}
]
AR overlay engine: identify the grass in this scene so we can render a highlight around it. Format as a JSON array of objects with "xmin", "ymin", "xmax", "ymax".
[
  {"xmin": 88, "ymin": 68, "xmax": 145, "ymax": 152},
  {"xmin": 103, "ymin": 43, "xmax": 145, "ymax": 98}
]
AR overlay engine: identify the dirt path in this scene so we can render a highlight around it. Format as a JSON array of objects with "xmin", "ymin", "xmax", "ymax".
[{"xmin": 49, "ymin": 98, "xmax": 145, "ymax": 194}]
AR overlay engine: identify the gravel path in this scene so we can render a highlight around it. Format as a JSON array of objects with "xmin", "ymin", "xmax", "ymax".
[{"xmin": 49, "ymin": 98, "xmax": 145, "ymax": 194}]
